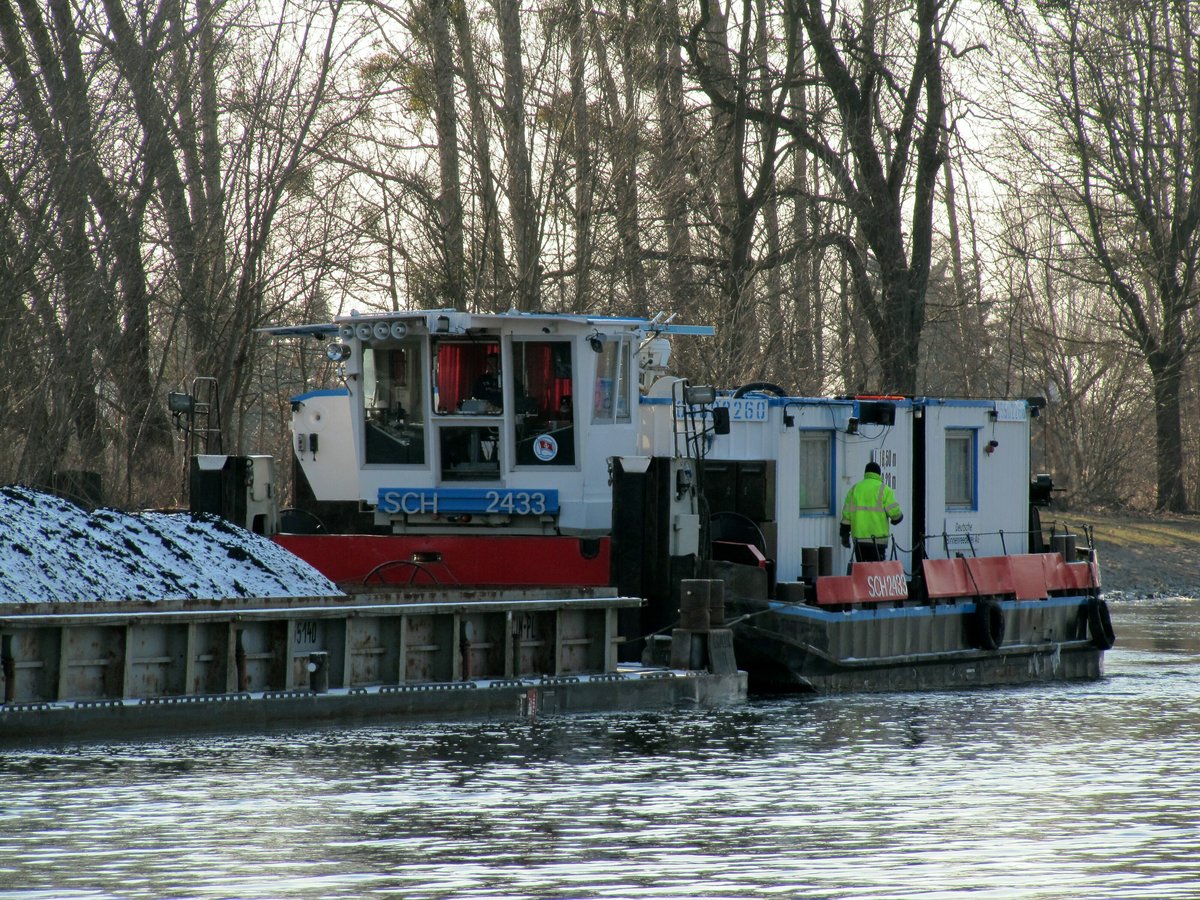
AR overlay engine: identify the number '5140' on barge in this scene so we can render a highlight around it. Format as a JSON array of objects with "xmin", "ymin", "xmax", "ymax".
[{"xmin": 235, "ymin": 309, "xmax": 1111, "ymax": 694}]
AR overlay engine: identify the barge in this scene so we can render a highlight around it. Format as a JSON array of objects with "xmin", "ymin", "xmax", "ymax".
[{"xmin": 0, "ymin": 589, "xmax": 740, "ymax": 745}]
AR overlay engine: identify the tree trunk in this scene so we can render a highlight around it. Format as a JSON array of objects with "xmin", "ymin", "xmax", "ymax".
[
  {"xmin": 653, "ymin": 0, "xmax": 692, "ymax": 310},
  {"xmin": 790, "ymin": 67, "xmax": 819, "ymax": 387},
  {"xmin": 1149, "ymin": 350, "xmax": 1188, "ymax": 512},
  {"xmin": 452, "ymin": 2, "xmax": 509, "ymax": 308},
  {"xmin": 569, "ymin": 0, "xmax": 593, "ymax": 311},
  {"xmin": 590, "ymin": 3, "xmax": 647, "ymax": 315},
  {"xmin": 495, "ymin": 0, "xmax": 539, "ymax": 311},
  {"xmin": 429, "ymin": 0, "xmax": 464, "ymax": 307}
]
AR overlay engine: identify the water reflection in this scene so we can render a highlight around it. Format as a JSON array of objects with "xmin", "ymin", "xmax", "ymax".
[{"xmin": 2, "ymin": 598, "xmax": 1199, "ymax": 899}]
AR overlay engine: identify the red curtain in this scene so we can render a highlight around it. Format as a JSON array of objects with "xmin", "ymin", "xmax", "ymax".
[
  {"xmin": 435, "ymin": 343, "xmax": 497, "ymax": 412},
  {"xmin": 520, "ymin": 343, "xmax": 571, "ymax": 416}
]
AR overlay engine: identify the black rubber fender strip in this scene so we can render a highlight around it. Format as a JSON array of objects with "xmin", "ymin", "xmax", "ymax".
[
  {"xmin": 972, "ymin": 597, "xmax": 1006, "ymax": 651},
  {"xmin": 1087, "ymin": 598, "xmax": 1116, "ymax": 650}
]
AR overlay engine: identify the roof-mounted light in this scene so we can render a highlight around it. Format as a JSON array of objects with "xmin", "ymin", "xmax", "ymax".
[{"xmin": 325, "ymin": 343, "xmax": 351, "ymax": 362}]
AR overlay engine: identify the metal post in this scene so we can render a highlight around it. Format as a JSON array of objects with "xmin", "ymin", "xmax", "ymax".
[
  {"xmin": 307, "ymin": 652, "xmax": 329, "ymax": 693},
  {"xmin": 1, "ymin": 634, "xmax": 14, "ymax": 704}
]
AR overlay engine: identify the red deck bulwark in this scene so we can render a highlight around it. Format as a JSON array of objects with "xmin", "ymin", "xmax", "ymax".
[
  {"xmin": 815, "ymin": 561, "xmax": 908, "ymax": 605},
  {"xmin": 922, "ymin": 553, "xmax": 1099, "ymax": 600},
  {"xmin": 274, "ymin": 534, "xmax": 611, "ymax": 588}
]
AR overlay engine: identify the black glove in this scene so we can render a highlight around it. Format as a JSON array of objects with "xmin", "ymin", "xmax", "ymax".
[
  {"xmin": 839, "ymin": 523, "xmax": 851, "ymax": 548},
  {"xmin": 891, "ymin": 513, "xmax": 904, "ymax": 526}
]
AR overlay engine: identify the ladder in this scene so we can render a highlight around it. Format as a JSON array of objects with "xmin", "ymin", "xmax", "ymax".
[{"xmin": 187, "ymin": 376, "xmax": 223, "ymax": 456}]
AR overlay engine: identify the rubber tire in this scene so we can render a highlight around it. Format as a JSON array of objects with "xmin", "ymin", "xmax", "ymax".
[
  {"xmin": 731, "ymin": 381, "xmax": 787, "ymax": 399},
  {"xmin": 972, "ymin": 597, "xmax": 1006, "ymax": 651},
  {"xmin": 1087, "ymin": 598, "xmax": 1116, "ymax": 650}
]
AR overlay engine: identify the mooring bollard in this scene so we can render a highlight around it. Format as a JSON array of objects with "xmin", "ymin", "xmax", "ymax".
[
  {"xmin": 802, "ymin": 547, "xmax": 819, "ymax": 582},
  {"xmin": 678, "ymin": 579, "xmax": 711, "ymax": 631},
  {"xmin": 1052, "ymin": 533, "xmax": 1078, "ymax": 561},
  {"xmin": 673, "ymin": 580, "xmax": 729, "ymax": 670},
  {"xmin": 818, "ymin": 545, "xmax": 834, "ymax": 576},
  {"xmin": 709, "ymin": 579, "xmax": 726, "ymax": 627}
]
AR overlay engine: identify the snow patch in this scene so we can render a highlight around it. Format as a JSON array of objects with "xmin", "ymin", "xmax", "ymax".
[{"xmin": 0, "ymin": 486, "xmax": 342, "ymax": 603}]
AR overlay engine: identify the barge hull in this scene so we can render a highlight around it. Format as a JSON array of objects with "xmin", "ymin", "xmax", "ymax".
[
  {"xmin": 732, "ymin": 594, "xmax": 1106, "ymax": 693},
  {"xmin": 0, "ymin": 591, "xmax": 747, "ymax": 743},
  {"xmin": 0, "ymin": 671, "xmax": 746, "ymax": 746},
  {"xmin": 735, "ymin": 629, "xmax": 1101, "ymax": 693}
]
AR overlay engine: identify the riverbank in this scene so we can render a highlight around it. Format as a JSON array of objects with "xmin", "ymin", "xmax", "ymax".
[{"xmin": 1072, "ymin": 510, "xmax": 1200, "ymax": 600}]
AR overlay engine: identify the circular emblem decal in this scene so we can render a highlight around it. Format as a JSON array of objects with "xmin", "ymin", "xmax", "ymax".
[{"xmin": 533, "ymin": 434, "xmax": 559, "ymax": 462}]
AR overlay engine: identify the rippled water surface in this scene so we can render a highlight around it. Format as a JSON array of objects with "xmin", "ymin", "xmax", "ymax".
[{"xmin": 2, "ymin": 598, "xmax": 1198, "ymax": 899}]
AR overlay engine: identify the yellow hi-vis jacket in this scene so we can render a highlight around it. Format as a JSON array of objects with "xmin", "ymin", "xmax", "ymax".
[{"xmin": 840, "ymin": 472, "xmax": 903, "ymax": 540}]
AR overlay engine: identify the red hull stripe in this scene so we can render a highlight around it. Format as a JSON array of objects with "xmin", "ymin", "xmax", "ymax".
[{"xmin": 274, "ymin": 534, "xmax": 611, "ymax": 588}]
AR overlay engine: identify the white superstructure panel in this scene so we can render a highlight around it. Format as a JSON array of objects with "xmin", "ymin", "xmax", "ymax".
[
  {"xmin": 921, "ymin": 401, "xmax": 1031, "ymax": 560},
  {"xmin": 292, "ymin": 392, "xmax": 359, "ymax": 501}
]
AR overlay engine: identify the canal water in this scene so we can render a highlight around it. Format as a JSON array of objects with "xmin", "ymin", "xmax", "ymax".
[{"xmin": 1, "ymin": 597, "xmax": 1197, "ymax": 899}]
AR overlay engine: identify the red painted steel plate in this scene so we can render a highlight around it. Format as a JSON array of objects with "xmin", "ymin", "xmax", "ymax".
[
  {"xmin": 963, "ymin": 556, "xmax": 1015, "ymax": 596},
  {"xmin": 1008, "ymin": 554, "xmax": 1051, "ymax": 600},
  {"xmin": 274, "ymin": 534, "xmax": 611, "ymax": 587},
  {"xmin": 922, "ymin": 558, "xmax": 971, "ymax": 598},
  {"xmin": 816, "ymin": 561, "xmax": 908, "ymax": 605}
]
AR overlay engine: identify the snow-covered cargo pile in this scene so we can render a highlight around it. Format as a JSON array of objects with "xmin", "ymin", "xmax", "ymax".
[{"xmin": 0, "ymin": 486, "xmax": 341, "ymax": 603}]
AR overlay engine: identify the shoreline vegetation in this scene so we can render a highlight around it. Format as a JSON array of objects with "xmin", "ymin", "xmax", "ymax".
[{"xmin": 1076, "ymin": 509, "xmax": 1200, "ymax": 600}]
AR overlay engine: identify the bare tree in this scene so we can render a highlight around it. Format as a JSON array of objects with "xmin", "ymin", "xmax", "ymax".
[
  {"xmin": 0, "ymin": 0, "xmax": 170, "ymax": 501},
  {"xmin": 0, "ymin": 0, "xmax": 355, "ymax": 503},
  {"xmin": 495, "ymin": 0, "xmax": 540, "ymax": 311},
  {"xmin": 568, "ymin": 0, "xmax": 595, "ymax": 311},
  {"xmin": 997, "ymin": 0, "xmax": 1200, "ymax": 511},
  {"xmin": 993, "ymin": 189, "xmax": 1152, "ymax": 506},
  {"xmin": 450, "ymin": 2, "xmax": 511, "ymax": 307},
  {"xmin": 429, "ymin": 0, "xmax": 465, "ymax": 306},
  {"xmin": 590, "ymin": 2, "xmax": 650, "ymax": 316},
  {"xmin": 686, "ymin": 0, "xmax": 956, "ymax": 393},
  {"xmin": 651, "ymin": 0, "xmax": 694, "ymax": 312},
  {"xmin": 681, "ymin": 0, "xmax": 786, "ymax": 383}
]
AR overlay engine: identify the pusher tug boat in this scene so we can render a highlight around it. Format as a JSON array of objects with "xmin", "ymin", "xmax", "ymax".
[
  {"xmin": 0, "ymin": 307, "xmax": 1112, "ymax": 745},
  {"xmin": 257, "ymin": 307, "xmax": 1112, "ymax": 693}
]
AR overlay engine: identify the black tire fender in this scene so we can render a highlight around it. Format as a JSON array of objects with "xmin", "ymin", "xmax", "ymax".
[
  {"xmin": 732, "ymin": 381, "xmax": 787, "ymax": 399},
  {"xmin": 972, "ymin": 597, "xmax": 1006, "ymax": 651},
  {"xmin": 1087, "ymin": 598, "xmax": 1116, "ymax": 650}
]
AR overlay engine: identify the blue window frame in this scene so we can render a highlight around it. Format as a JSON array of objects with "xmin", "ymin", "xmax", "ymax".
[{"xmin": 945, "ymin": 428, "xmax": 977, "ymax": 509}]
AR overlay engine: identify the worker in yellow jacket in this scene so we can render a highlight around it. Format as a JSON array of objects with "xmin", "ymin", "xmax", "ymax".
[{"xmin": 840, "ymin": 461, "xmax": 903, "ymax": 562}]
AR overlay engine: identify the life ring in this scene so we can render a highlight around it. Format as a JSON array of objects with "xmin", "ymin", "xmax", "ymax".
[
  {"xmin": 971, "ymin": 597, "xmax": 1006, "ymax": 651},
  {"xmin": 1087, "ymin": 598, "xmax": 1116, "ymax": 650},
  {"xmin": 732, "ymin": 381, "xmax": 787, "ymax": 399}
]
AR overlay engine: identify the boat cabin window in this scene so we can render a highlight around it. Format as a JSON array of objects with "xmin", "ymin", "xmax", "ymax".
[
  {"xmin": 798, "ymin": 431, "xmax": 833, "ymax": 514},
  {"xmin": 439, "ymin": 425, "xmax": 501, "ymax": 481},
  {"xmin": 591, "ymin": 338, "xmax": 631, "ymax": 424},
  {"xmin": 433, "ymin": 339, "xmax": 503, "ymax": 415},
  {"xmin": 362, "ymin": 340, "xmax": 425, "ymax": 465},
  {"xmin": 945, "ymin": 429, "xmax": 977, "ymax": 509},
  {"xmin": 513, "ymin": 340, "xmax": 576, "ymax": 466}
]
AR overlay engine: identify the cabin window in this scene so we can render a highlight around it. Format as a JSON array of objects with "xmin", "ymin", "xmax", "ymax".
[
  {"xmin": 440, "ymin": 426, "xmax": 501, "ymax": 481},
  {"xmin": 797, "ymin": 431, "xmax": 833, "ymax": 514},
  {"xmin": 433, "ymin": 339, "xmax": 502, "ymax": 415},
  {"xmin": 591, "ymin": 338, "xmax": 631, "ymax": 424},
  {"xmin": 945, "ymin": 429, "xmax": 977, "ymax": 509},
  {"xmin": 513, "ymin": 340, "xmax": 576, "ymax": 466},
  {"xmin": 363, "ymin": 339, "xmax": 425, "ymax": 465}
]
